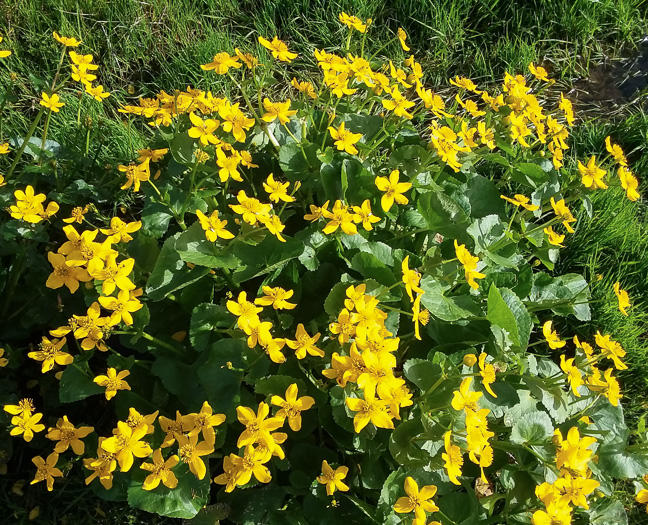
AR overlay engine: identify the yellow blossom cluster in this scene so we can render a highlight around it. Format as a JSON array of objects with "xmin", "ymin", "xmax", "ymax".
[
  {"xmin": 449, "ymin": 377, "xmax": 495, "ymax": 483},
  {"xmin": 323, "ymin": 284, "xmax": 413, "ymax": 433},
  {"xmin": 9, "ymin": 185, "xmax": 59, "ymax": 223},
  {"xmin": 532, "ymin": 427, "xmax": 599, "ymax": 524},
  {"xmin": 543, "ymin": 321, "xmax": 624, "ymax": 406}
]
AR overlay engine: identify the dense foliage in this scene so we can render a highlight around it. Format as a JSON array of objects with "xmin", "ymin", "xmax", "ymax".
[{"xmin": 1, "ymin": 16, "xmax": 647, "ymax": 524}]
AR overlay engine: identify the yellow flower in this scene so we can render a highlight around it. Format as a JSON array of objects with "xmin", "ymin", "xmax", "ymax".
[
  {"xmin": 137, "ymin": 148, "xmax": 168, "ymax": 163},
  {"xmin": 255, "ymin": 286, "xmax": 297, "ymax": 310},
  {"xmin": 618, "ymin": 166, "xmax": 640, "ymax": 202},
  {"xmin": 10, "ymin": 412, "xmax": 46, "ymax": 442},
  {"xmin": 216, "ymin": 148, "xmax": 243, "ymax": 183},
  {"xmin": 604, "ymin": 136, "xmax": 628, "ymax": 166},
  {"xmin": 200, "ymin": 52, "xmax": 241, "ymax": 74},
  {"xmin": 93, "ymin": 368, "xmax": 131, "ymax": 400},
  {"xmin": 478, "ymin": 353, "xmax": 497, "ymax": 398},
  {"xmin": 328, "ymin": 122, "xmax": 362, "ymax": 155},
  {"xmin": 529, "ymin": 62, "xmax": 550, "ymax": 82},
  {"xmin": 286, "ymin": 324, "xmax": 324, "ymax": 359},
  {"xmin": 613, "ymin": 281, "xmax": 630, "ymax": 316},
  {"xmin": 258, "ymin": 36, "xmax": 297, "ymax": 62},
  {"xmin": 381, "ymin": 85, "xmax": 415, "ymax": 119},
  {"xmin": 463, "ymin": 354, "xmax": 478, "ymax": 367},
  {"xmin": 213, "ymin": 454, "xmax": 240, "ymax": 492},
  {"xmin": 31, "ymin": 452, "xmax": 63, "ymax": 491},
  {"xmin": 176, "ymin": 433, "xmax": 214, "ymax": 479},
  {"xmin": 0, "ymin": 142, "xmax": 10, "ymax": 154},
  {"xmin": 40, "ymin": 92, "xmax": 65, "ymax": 112},
  {"xmin": 594, "ymin": 331, "xmax": 628, "ymax": 370},
  {"xmin": 119, "ymin": 159, "xmax": 151, "ymax": 192},
  {"xmin": 196, "ymin": 209, "xmax": 235, "ymax": 242},
  {"xmin": 185, "ymin": 401, "xmax": 226, "ymax": 444},
  {"xmin": 560, "ymin": 355, "xmax": 584, "ymax": 397},
  {"xmin": 218, "ymin": 102, "xmax": 255, "ymax": 142},
  {"xmin": 397, "ymin": 27, "xmax": 410, "ymax": 51},
  {"xmin": 339, "ymin": 12, "xmax": 366, "ymax": 33},
  {"xmin": 46, "ymin": 416, "xmax": 94, "ymax": 455},
  {"xmin": 442, "ymin": 432, "xmax": 463, "ymax": 485},
  {"xmin": 375, "ymin": 169, "xmax": 412, "ymax": 212},
  {"xmin": 322, "ymin": 200, "xmax": 358, "ymax": 235},
  {"xmin": 45, "ymin": 252, "xmax": 92, "ymax": 293},
  {"xmin": 291, "ymin": 77, "xmax": 316, "ymax": 98},
  {"xmin": 0, "ymin": 347, "xmax": 7, "ymax": 367},
  {"xmin": 4, "ymin": 398, "xmax": 35, "ymax": 418},
  {"xmin": 559, "ymin": 93, "xmax": 575, "ymax": 126},
  {"xmin": 543, "ymin": 320, "xmax": 566, "ymax": 350},
  {"xmin": 28, "ymin": 336, "xmax": 73, "ymax": 373},
  {"xmin": 345, "ymin": 389, "xmax": 394, "ymax": 433},
  {"xmin": 317, "ymin": 460, "xmax": 349, "ymax": 495},
  {"xmin": 454, "ymin": 240, "xmax": 485, "ymax": 289},
  {"xmin": 261, "ymin": 98, "xmax": 297, "ymax": 125},
  {"xmin": 140, "ymin": 449, "xmax": 179, "ymax": 490},
  {"xmin": 550, "ymin": 197, "xmax": 576, "ymax": 233},
  {"xmin": 229, "ymin": 190, "xmax": 271, "ymax": 225},
  {"xmin": 263, "ymin": 173, "xmax": 295, "ymax": 203},
  {"xmin": 544, "ymin": 226, "xmax": 565, "ymax": 247},
  {"xmin": 394, "ymin": 476, "xmax": 439, "ymax": 522},
  {"xmin": 102, "ymin": 421, "xmax": 153, "ymax": 472},
  {"xmin": 188, "ymin": 111, "xmax": 220, "ymax": 146},
  {"xmin": 262, "ymin": 214, "xmax": 287, "ymax": 242},
  {"xmin": 235, "ymin": 48, "xmax": 258, "ymax": 69},
  {"xmin": 0, "ymin": 35, "xmax": 11, "ymax": 58},
  {"xmin": 500, "ymin": 194, "xmax": 539, "ymax": 211},
  {"xmin": 451, "ymin": 377, "xmax": 482, "ymax": 412},
  {"xmin": 271, "ymin": 383, "xmax": 315, "ymax": 431},
  {"xmin": 227, "ymin": 291, "xmax": 263, "ymax": 331},
  {"xmin": 69, "ymin": 50, "xmax": 98, "ymax": 69},
  {"xmin": 351, "ymin": 199, "xmax": 381, "ymax": 231},
  {"xmin": 100, "ymin": 217, "xmax": 142, "ymax": 243},
  {"xmin": 98, "ymin": 289, "xmax": 143, "ymax": 326},
  {"xmin": 83, "ymin": 438, "xmax": 117, "ymax": 489},
  {"xmin": 53, "ymin": 32, "xmax": 81, "ymax": 47},
  {"xmin": 401, "ymin": 255, "xmax": 423, "ymax": 302},
  {"xmin": 236, "ymin": 402, "xmax": 284, "ymax": 449},
  {"xmin": 85, "ymin": 84, "xmax": 110, "ymax": 101},
  {"xmin": 450, "ymin": 76, "xmax": 481, "ymax": 93},
  {"xmin": 578, "ymin": 155, "xmax": 607, "ymax": 189}
]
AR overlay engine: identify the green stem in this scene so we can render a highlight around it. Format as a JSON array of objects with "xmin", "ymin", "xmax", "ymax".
[
  {"xmin": 7, "ymin": 107, "xmax": 45, "ymax": 182},
  {"xmin": 39, "ymin": 110, "xmax": 52, "ymax": 164}
]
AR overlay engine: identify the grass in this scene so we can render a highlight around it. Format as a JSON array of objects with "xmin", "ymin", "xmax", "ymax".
[{"xmin": 1, "ymin": 0, "xmax": 648, "ymax": 522}]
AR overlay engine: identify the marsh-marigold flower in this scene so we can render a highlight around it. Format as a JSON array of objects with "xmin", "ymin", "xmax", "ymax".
[
  {"xmin": 543, "ymin": 320, "xmax": 566, "ymax": 350},
  {"xmin": 454, "ymin": 240, "xmax": 485, "ymax": 289},
  {"xmin": 317, "ymin": 460, "xmax": 349, "ymax": 495},
  {"xmin": 258, "ymin": 36, "xmax": 297, "ymax": 62},
  {"xmin": 578, "ymin": 155, "xmax": 607, "ymax": 190},
  {"xmin": 394, "ymin": 476, "xmax": 439, "ymax": 522},
  {"xmin": 271, "ymin": 383, "xmax": 315, "ymax": 432},
  {"xmin": 53, "ymin": 31, "xmax": 81, "ymax": 47},
  {"xmin": 613, "ymin": 281, "xmax": 630, "ymax": 316},
  {"xmin": 28, "ymin": 336, "xmax": 73, "ymax": 373},
  {"xmin": 31, "ymin": 452, "xmax": 63, "ymax": 491},
  {"xmin": 46, "ymin": 416, "xmax": 94, "ymax": 455},
  {"xmin": 196, "ymin": 209, "xmax": 235, "ymax": 242},
  {"xmin": 93, "ymin": 368, "xmax": 131, "ymax": 400},
  {"xmin": 40, "ymin": 92, "xmax": 65, "ymax": 112},
  {"xmin": 140, "ymin": 449, "xmax": 179, "ymax": 490},
  {"xmin": 328, "ymin": 122, "xmax": 362, "ymax": 155},
  {"xmin": 375, "ymin": 169, "xmax": 412, "ymax": 212}
]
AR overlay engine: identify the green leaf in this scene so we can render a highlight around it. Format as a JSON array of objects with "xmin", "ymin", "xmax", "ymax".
[
  {"xmin": 513, "ymin": 162, "xmax": 548, "ymax": 187},
  {"xmin": 59, "ymin": 361, "xmax": 104, "ymax": 403},
  {"xmin": 254, "ymin": 375, "xmax": 308, "ymax": 398},
  {"xmin": 350, "ymin": 252, "xmax": 396, "ymax": 286},
  {"xmin": 146, "ymin": 234, "xmax": 210, "ymax": 301},
  {"xmin": 597, "ymin": 442, "xmax": 648, "ymax": 478},
  {"xmin": 175, "ymin": 222, "xmax": 240, "ymax": 269},
  {"xmin": 510, "ymin": 411, "xmax": 554, "ymax": 445},
  {"xmin": 197, "ymin": 339, "xmax": 245, "ymax": 413},
  {"xmin": 464, "ymin": 175, "xmax": 506, "ymax": 219},
  {"xmin": 127, "ymin": 465, "xmax": 210, "ymax": 519},
  {"xmin": 169, "ymin": 132, "xmax": 196, "ymax": 165},
  {"xmin": 420, "ymin": 276, "xmax": 482, "ymax": 322},
  {"xmin": 588, "ymin": 499, "xmax": 628, "ymax": 525},
  {"xmin": 324, "ymin": 281, "xmax": 350, "ymax": 317},
  {"xmin": 417, "ymin": 190, "xmax": 470, "ymax": 242},
  {"xmin": 486, "ymin": 284, "xmax": 531, "ymax": 348},
  {"xmin": 403, "ymin": 358, "xmax": 442, "ymax": 394},
  {"xmin": 189, "ymin": 504, "xmax": 231, "ymax": 525},
  {"xmin": 141, "ymin": 201, "xmax": 173, "ymax": 239},
  {"xmin": 190, "ymin": 303, "xmax": 232, "ymax": 352},
  {"xmin": 529, "ymin": 273, "xmax": 591, "ymax": 320},
  {"xmin": 233, "ymin": 236, "xmax": 304, "ymax": 284},
  {"xmin": 151, "ymin": 357, "xmax": 205, "ymax": 409}
]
